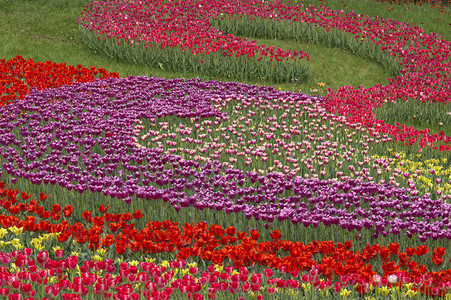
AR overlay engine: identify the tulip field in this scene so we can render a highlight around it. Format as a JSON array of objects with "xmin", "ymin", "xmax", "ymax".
[{"xmin": 0, "ymin": 0, "xmax": 451, "ymax": 299}]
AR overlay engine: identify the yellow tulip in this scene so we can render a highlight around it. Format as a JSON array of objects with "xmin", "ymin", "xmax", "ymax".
[
  {"xmin": 9, "ymin": 263, "xmax": 20, "ymax": 273},
  {"xmin": 11, "ymin": 239, "xmax": 23, "ymax": 250},
  {"xmin": 302, "ymin": 283, "xmax": 311, "ymax": 292},
  {"xmin": 231, "ymin": 270, "xmax": 240, "ymax": 276},
  {"xmin": 181, "ymin": 269, "xmax": 189, "ymax": 275},
  {"xmin": 129, "ymin": 260, "xmax": 139, "ymax": 266},
  {"xmin": 30, "ymin": 239, "xmax": 43, "ymax": 251},
  {"xmin": 377, "ymin": 286, "xmax": 390, "ymax": 296},
  {"xmin": 340, "ymin": 288, "xmax": 351, "ymax": 298},
  {"xmin": 404, "ymin": 283, "xmax": 414, "ymax": 290},
  {"xmin": 9, "ymin": 226, "xmax": 23, "ymax": 236},
  {"xmin": 92, "ymin": 255, "xmax": 103, "ymax": 262},
  {"xmin": 96, "ymin": 248, "xmax": 107, "ymax": 256},
  {"xmin": 404, "ymin": 289, "xmax": 417, "ymax": 298},
  {"xmin": 160, "ymin": 260, "xmax": 169, "ymax": 268}
]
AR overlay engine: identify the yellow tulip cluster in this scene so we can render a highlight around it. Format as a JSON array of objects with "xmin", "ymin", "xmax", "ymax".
[
  {"xmin": 29, "ymin": 232, "xmax": 60, "ymax": 251},
  {"xmin": 0, "ymin": 227, "xmax": 25, "ymax": 250},
  {"xmin": 371, "ymin": 149, "xmax": 451, "ymax": 200}
]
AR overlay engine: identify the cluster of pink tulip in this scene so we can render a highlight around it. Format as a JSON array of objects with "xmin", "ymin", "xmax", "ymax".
[
  {"xmin": 0, "ymin": 248, "xmax": 348, "ymax": 300},
  {"xmin": 134, "ymin": 91, "xmax": 451, "ymax": 201},
  {"xmin": 2, "ymin": 246, "xmax": 448, "ymax": 300}
]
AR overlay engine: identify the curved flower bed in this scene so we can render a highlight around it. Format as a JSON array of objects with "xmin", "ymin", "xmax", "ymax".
[
  {"xmin": 0, "ymin": 76, "xmax": 449, "ymax": 244},
  {"xmin": 78, "ymin": 0, "xmax": 309, "ymax": 63},
  {"xmin": 78, "ymin": 0, "xmax": 451, "ymax": 151}
]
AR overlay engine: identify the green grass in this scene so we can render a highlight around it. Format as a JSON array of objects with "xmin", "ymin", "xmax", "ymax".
[
  {"xmin": 0, "ymin": 0, "xmax": 410, "ymax": 93},
  {"xmin": 373, "ymin": 99, "xmax": 451, "ymax": 137},
  {"xmin": 253, "ymin": 38, "xmax": 390, "ymax": 92}
]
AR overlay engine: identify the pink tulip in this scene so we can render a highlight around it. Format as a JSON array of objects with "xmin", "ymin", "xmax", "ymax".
[
  {"xmin": 264, "ymin": 269, "xmax": 273, "ymax": 278},
  {"xmin": 7, "ymin": 294, "xmax": 22, "ymax": 300}
]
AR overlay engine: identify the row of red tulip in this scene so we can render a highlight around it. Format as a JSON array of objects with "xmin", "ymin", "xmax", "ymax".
[
  {"xmin": 1, "ymin": 180, "xmax": 451, "ymax": 295},
  {"xmin": 0, "ymin": 55, "xmax": 119, "ymax": 108}
]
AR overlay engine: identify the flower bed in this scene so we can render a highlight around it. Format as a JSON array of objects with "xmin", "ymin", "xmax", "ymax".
[
  {"xmin": 0, "ymin": 0, "xmax": 450, "ymax": 299},
  {"xmin": 0, "ymin": 76, "xmax": 450, "ymax": 245},
  {"xmin": 78, "ymin": 0, "xmax": 451, "ymax": 151},
  {"xmin": 1, "ymin": 180, "xmax": 451, "ymax": 298}
]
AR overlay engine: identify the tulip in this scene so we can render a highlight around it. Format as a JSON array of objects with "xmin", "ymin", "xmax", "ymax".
[
  {"xmin": 7, "ymin": 294, "xmax": 22, "ymax": 300},
  {"xmin": 264, "ymin": 269, "xmax": 273, "ymax": 278},
  {"xmin": 55, "ymin": 249, "xmax": 64, "ymax": 258},
  {"xmin": 37, "ymin": 251, "xmax": 49, "ymax": 264},
  {"xmin": 250, "ymin": 283, "xmax": 260, "ymax": 292},
  {"xmin": 22, "ymin": 248, "xmax": 32, "ymax": 257}
]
